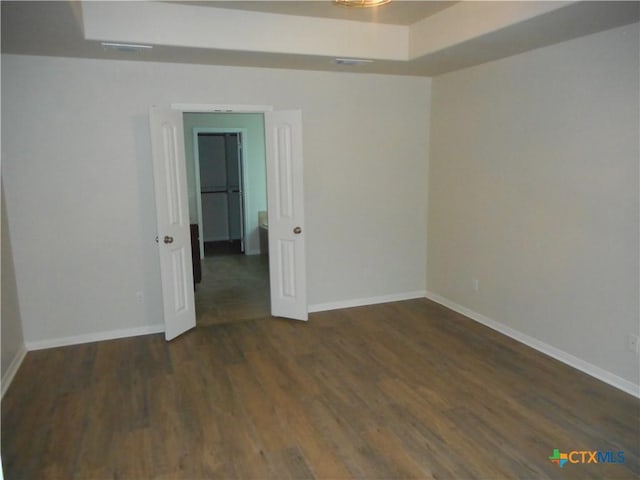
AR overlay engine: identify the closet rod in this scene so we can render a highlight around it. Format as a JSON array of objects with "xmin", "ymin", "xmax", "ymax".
[{"xmin": 201, "ymin": 189, "xmax": 240, "ymax": 194}]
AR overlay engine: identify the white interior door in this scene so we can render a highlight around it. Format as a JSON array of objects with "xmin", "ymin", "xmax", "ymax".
[
  {"xmin": 265, "ymin": 110, "xmax": 308, "ymax": 321},
  {"xmin": 149, "ymin": 107, "xmax": 196, "ymax": 340}
]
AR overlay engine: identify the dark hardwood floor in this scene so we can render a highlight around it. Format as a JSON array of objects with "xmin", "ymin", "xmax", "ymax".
[{"xmin": 2, "ymin": 299, "xmax": 639, "ymax": 479}]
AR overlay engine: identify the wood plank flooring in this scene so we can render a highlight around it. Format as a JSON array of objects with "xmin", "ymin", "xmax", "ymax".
[{"xmin": 2, "ymin": 299, "xmax": 639, "ymax": 479}]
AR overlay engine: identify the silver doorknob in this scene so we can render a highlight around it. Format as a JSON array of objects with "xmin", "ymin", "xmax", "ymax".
[
  {"xmin": 293, "ymin": 227, "xmax": 302, "ymax": 234},
  {"xmin": 164, "ymin": 235, "xmax": 174, "ymax": 244}
]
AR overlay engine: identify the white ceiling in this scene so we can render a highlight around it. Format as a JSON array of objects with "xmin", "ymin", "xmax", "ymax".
[{"xmin": 2, "ymin": 1, "xmax": 638, "ymax": 77}]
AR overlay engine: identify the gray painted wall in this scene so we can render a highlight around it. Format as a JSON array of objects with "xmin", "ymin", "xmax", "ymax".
[
  {"xmin": 428, "ymin": 23, "xmax": 639, "ymax": 387},
  {"xmin": 2, "ymin": 55, "xmax": 429, "ymax": 344},
  {"xmin": 1, "ymin": 181, "xmax": 25, "ymax": 386}
]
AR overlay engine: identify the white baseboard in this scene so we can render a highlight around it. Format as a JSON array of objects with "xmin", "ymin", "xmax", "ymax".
[
  {"xmin": 425, "ymin": 290, "xmax": 640, "ymax": 399},
  {"xmin": 1, "ymin": 343, "xmax": 27, "ymax": 398},
  {"xmin": 25, "ymin": 324, "xmax": 165, "ymax": 351},
  {"xmin": 308, "ymin": 290, "xmax": 427, "ymax": 313}
]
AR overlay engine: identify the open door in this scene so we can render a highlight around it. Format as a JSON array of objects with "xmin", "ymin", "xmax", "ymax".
[
  {"xmin": 149, "ymin": 107, "xmax": 196, "ymax": 340},
  {"xmin": 265, "ymin": 110, "xmax": 308, "ymax": 321}
]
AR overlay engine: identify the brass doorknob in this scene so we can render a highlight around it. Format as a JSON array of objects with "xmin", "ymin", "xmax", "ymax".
[
  {"xmin": 293, "ymin": 227, "xmax": 302, "ymax": 234},
  {"xmin": 164, "ymin": 236, "xmax": 174, "ymax": 244}
]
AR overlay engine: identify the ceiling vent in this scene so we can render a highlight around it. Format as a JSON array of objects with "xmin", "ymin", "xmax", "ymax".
[
  {"xmin": 101, "ymin": 42, "xmax": 153, "ymax": 53},
  {"xmin": 334, "ymin": 58, "xmax": 374, "ymax": 66}
]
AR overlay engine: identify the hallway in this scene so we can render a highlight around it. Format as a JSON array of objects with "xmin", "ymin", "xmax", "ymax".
[{"xmin": 195, "ymin": 246, "xmax": 270, "ymax": 326}]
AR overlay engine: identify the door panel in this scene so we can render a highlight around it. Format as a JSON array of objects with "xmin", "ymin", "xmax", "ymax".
[
  {"xmin": 202, "ymin": 193, "xmax": 229, "ymax": 241},
  {"xmin": 226, "ymin": 134, "xmax": 240, "ymax": 189},
  {"xmin": 228, "ymin": 192, "xmax": 242, "ymax": 240},
  {"xmin": 265, "ymin": 110, "xmax": 308, "ymax": 321},
  {"xmin": 198, "ymin": 134, "xmax": 227, "ymax": 191},
  {"xmin": 149, "ymin": 107, "xmax": 196, "ymax": 340}
]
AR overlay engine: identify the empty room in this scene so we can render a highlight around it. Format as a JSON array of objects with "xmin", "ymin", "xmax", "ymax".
[{"xmin": 1, "ymin": 1, "xmax": 639, "ymax": 479}]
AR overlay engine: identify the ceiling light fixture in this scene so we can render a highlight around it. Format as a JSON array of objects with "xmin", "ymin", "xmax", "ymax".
[{"xmin": 334, "ymin": 0, "xmax": 392, "ymax": 7}]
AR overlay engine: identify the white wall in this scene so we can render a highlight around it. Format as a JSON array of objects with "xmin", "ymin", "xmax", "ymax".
[
  {"xmin": 428, "ymin": 23, "xmax": 639, "ymax": 389},
  {"xmin": 1, "ymin": 54, "xmax": 430, "ymax": 345},
  {"xmin": 1, "ymin": 181, "xmax": 26, "ymax": 393}
]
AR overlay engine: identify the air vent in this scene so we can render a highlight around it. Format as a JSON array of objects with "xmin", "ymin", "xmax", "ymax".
[
  {"xmin": 101, "ymin": 42, "xmax": 153, "ymax": 53},
  {"xmin": 334, "ymin": 58, "xmax": 374, "ymax": 66}
]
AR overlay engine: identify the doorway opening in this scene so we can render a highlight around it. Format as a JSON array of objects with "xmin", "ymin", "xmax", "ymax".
[
  {"xmin": 183, "ymin": 113, "xmax": 270, "ymax": 326},
  {"xmin": 150, "ymin": 105, "xmax": 308, "ymax": 339}
]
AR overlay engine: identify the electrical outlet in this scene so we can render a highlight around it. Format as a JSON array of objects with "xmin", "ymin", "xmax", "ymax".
[
  {"xmin": 472, "ymin": 278, "xmax": 479, "ymax": 292},
  {"xmin": 626, "ymin": 334, "xmax": 640, "ymax": 354},
  {"xmin": 136, "ymin": 291, "xmax": 144, "ymax": 304}
]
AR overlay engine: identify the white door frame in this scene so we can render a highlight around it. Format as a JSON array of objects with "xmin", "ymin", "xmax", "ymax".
[
  {"xmin": 193, "ymin": 128, "xmax": 249, "ymax": 259},
  {"xmin": 172, "ymin": 104, "xmax": 273, "ymax": 113}
]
